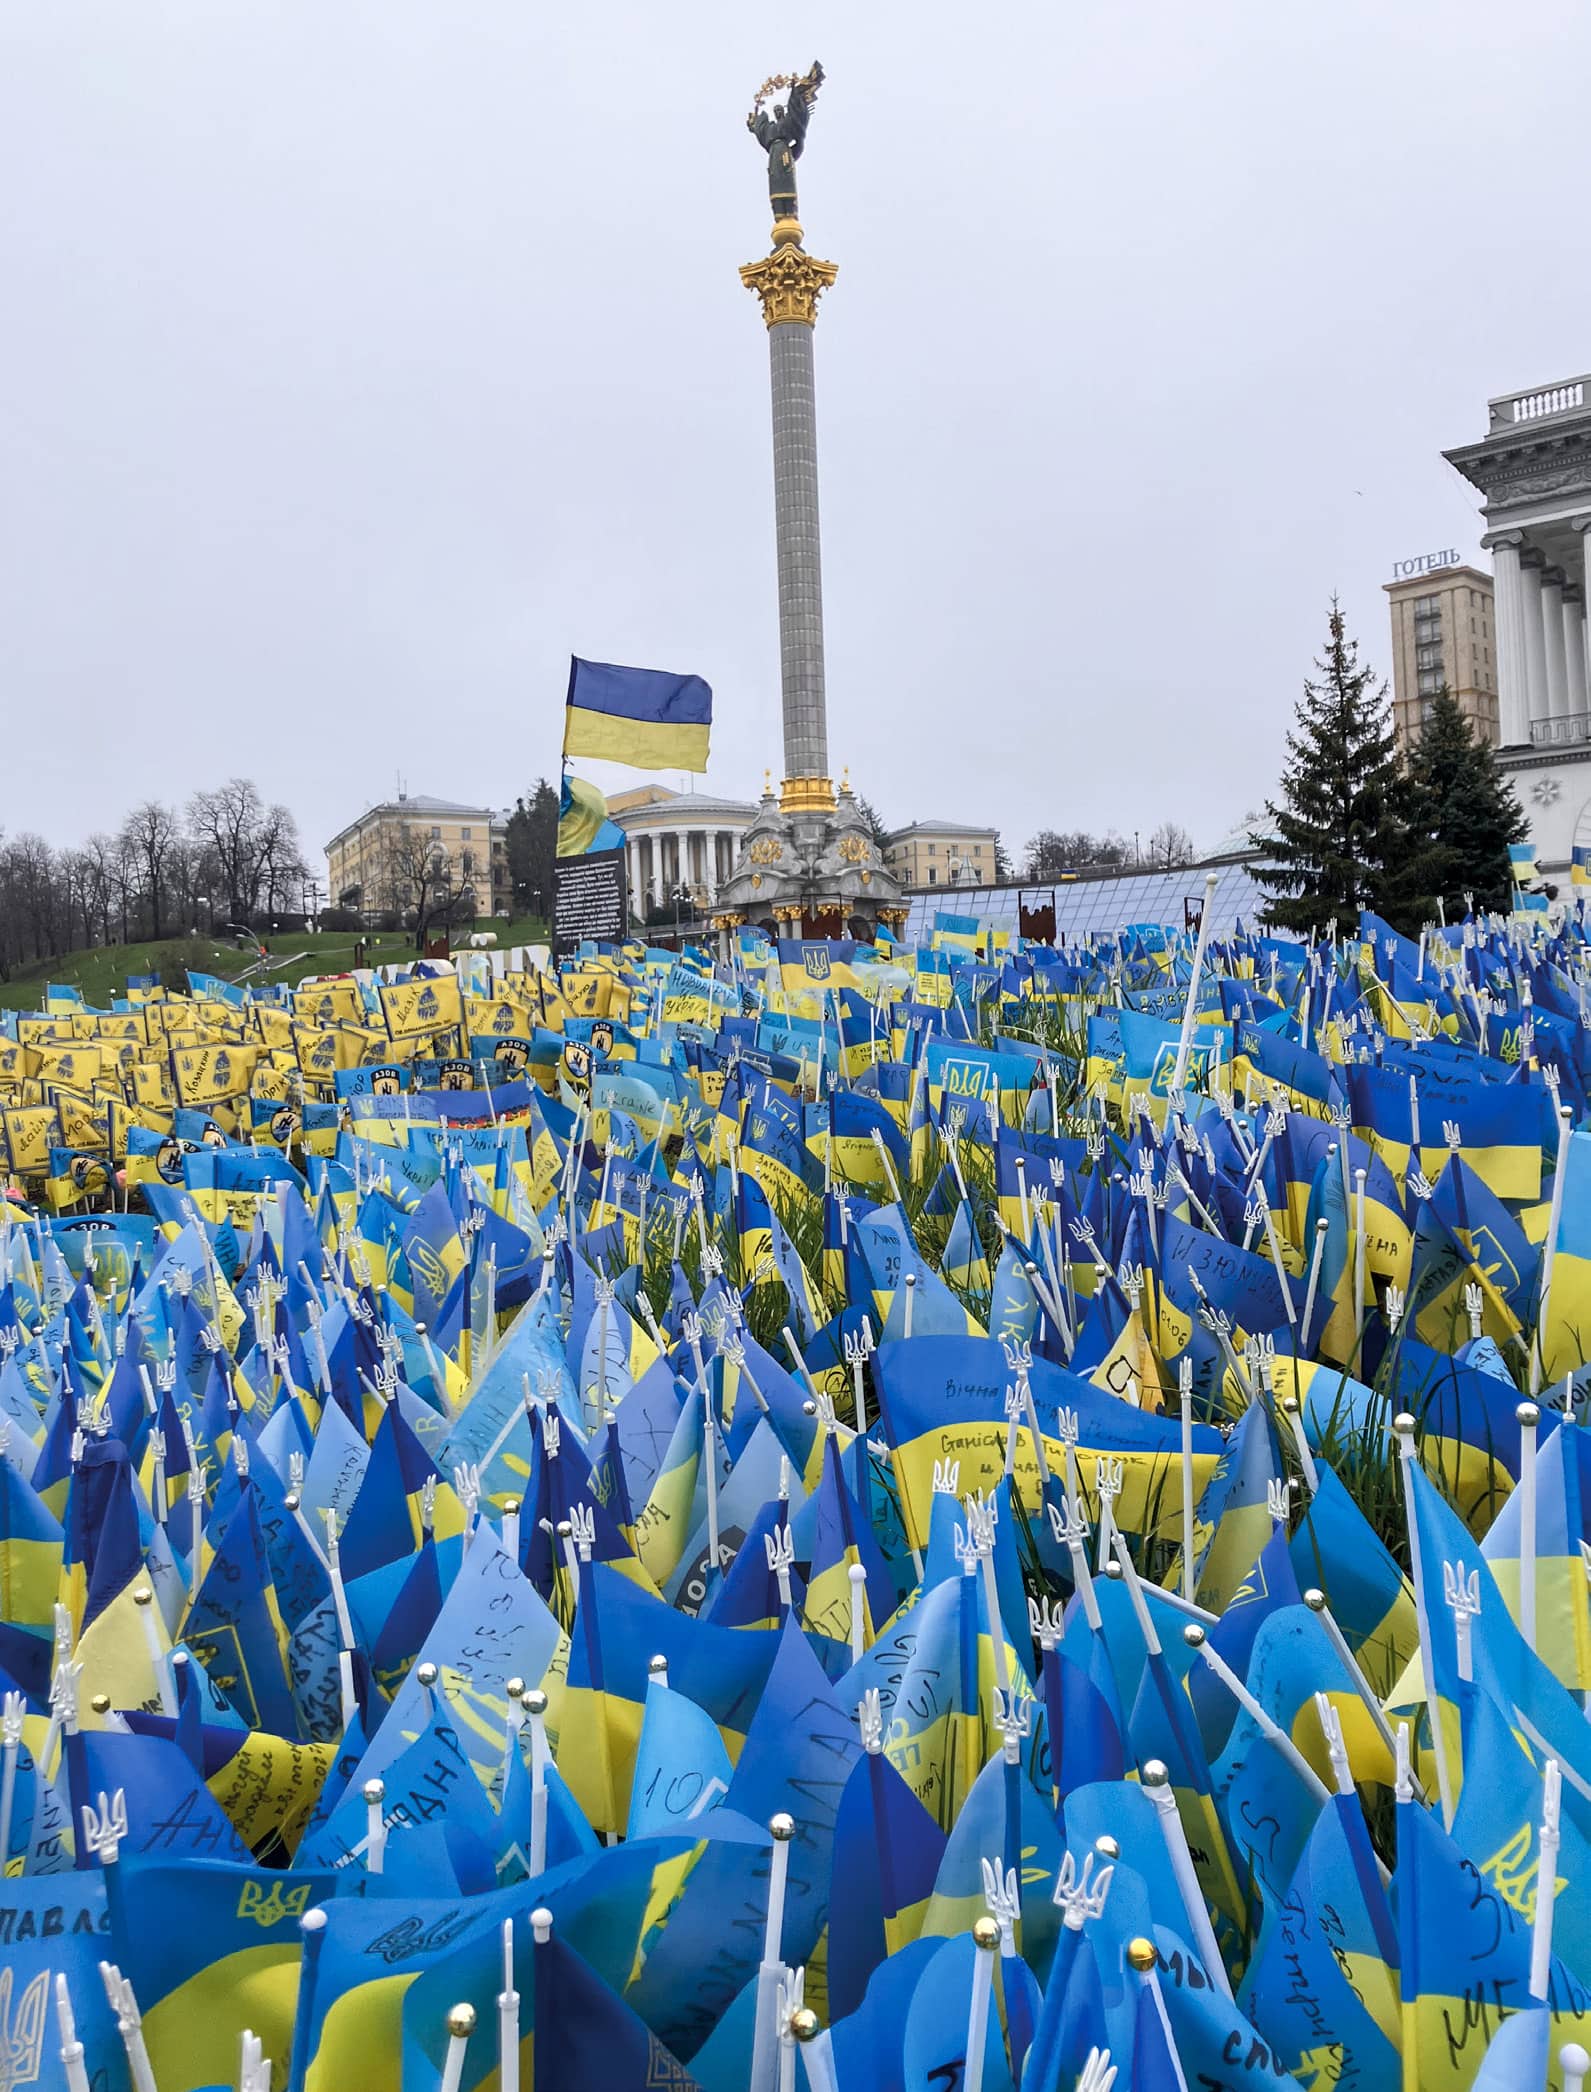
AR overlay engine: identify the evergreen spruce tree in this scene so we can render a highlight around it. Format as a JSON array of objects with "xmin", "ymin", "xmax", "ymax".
[
  {"xmin": 1253, "ymin": 601, "xmax": 1430, "ymax": 936},
  {"xmin": 854, "ymin": 794, "xmax": 892, "ymax": 850},
  {"xmin": 1403, "ymin": 687, "xmax": 1528, "ymax": 916}
]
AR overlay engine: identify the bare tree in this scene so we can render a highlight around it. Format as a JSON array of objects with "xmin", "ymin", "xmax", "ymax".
[
  {"xmin": 0, "ymin": 834, "xmax": 63, "ymax": 967},
  {"xmin": 187, "ymin": 778, "xmax": 269, "ymax": 925},
  {"xmin": 120, "ymin": 800, "xmax": 181, "ymax": 939},
  {"xmin": 79, "ymin": 833, "xmax": 122, "ymax": 947},
  {"xmin": 1145, "ymin": 821, "xmax": 1195, "ymax": 870},
  {"xmin": 378, "ymin": 823, "xmax": 480, "ymax": 951},
  {"xmin": 255, "ymin": 802, "xmax": 309, "ymax": 918},
  {"xmin": 1023, "ymin": 829, "xmax": 1131, "ymax": 878}
]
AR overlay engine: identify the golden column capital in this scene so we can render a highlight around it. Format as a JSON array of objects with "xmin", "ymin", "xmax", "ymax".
[{"xmin": 740, "ymin": 242, "xmax": 838, "ymax": 328}]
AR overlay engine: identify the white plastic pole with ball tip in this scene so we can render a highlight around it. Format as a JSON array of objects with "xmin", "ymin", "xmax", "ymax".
[
  {"xmin": 750, "ymin": 1812, "xmax": 797, "ymax": 2092},
  {"xmin": 439, "ymin": 2003, "xmax": 475, "ymax": 2092},
  {"xmin": 1394, "ymin": 1412, "xmax": 1455, "ymax": 1829},
  {"xmin": 498, "ymin": 1918, "xmax": 520, "ymax": 2092},
  {"xmin": 964, "ymin": 1918, "xmax": 1000, "ymax": 2092},
  {"xmin": 1517, "ymin": 1401, "xmax": 1540, "ymax": 1654}
]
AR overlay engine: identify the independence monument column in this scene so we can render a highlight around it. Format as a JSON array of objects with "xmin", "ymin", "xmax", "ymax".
[
  {"xmin": 739, "ymin": 65, "xmax": 838, "ymax": 807},
  {"xmin": 715, "ymin": 64, "xmax": 906, "ymax": 943}
]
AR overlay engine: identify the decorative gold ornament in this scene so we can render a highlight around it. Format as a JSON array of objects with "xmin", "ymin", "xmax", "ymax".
[
  {"xmin": 749, "ymin": 836, "xmax": 784, "ymax": 865},
  {"xmin": 741, "ymin": 246, "xmax": 839, "ymax": 328},
  {"xmin": 779, "ymin": 774, "xmax": 836, "ymax": 813},
  {"xmin": 837, "ymin": 835, "xmax": 869, "ymax": 865}
]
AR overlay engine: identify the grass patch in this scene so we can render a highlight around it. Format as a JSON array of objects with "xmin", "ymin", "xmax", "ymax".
[{"xmin": 0, "ymin": 919, "xmax": 551, "ymax": 1011}]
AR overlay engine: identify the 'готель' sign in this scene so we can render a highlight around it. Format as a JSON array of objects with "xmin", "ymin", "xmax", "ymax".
[{"xmin": 1391, "ymin": 548, "xmax": 1462, "ymax": 579}]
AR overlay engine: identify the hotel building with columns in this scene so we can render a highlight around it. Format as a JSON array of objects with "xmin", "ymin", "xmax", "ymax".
[
  {"xmin": 606, "ymin": 783, "xmax": 757, "ymax": 920},
  {"xmin": 1444, "ymin": 375, "xmax": 1591, "ymax": 871}
]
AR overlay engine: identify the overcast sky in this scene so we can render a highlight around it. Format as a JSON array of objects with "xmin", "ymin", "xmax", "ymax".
[{"xmin": 4, "ymin": 0, "xmax": 1590, "ymax": 879}]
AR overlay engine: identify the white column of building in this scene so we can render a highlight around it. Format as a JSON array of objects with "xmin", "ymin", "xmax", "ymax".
[
  {"xmin": 1542, "ymin": 568, "xmax": 1570, "ymax": 719},
  {"xmin": 1563, "ymin": 585, "xmax": 1589, "ymax": 719},
  {"xmin": 1485, "ymin": 532, "xmax": 1530, "ymax": 747},
  {"xmin": 1575, "ymin": 520, "xmax": 1591, "ymax": 724},
  {"xmin": 1520, "ymin": 551, "xmax": 1550, "ymax": 729},
  {"xmin": 648, "ymin": 833, "xmax": 664, "ymax": 910}
]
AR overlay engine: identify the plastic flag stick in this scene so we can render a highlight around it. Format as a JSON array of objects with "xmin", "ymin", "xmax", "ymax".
[{"xmin": 1393, "ymin": 1413, "xmax": 1455, "ymax": 1829}]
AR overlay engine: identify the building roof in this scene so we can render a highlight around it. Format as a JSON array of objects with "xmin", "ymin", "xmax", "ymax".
[
  {"xmin": 885, "ymin": 819, "xmax": 998, "ymax": 842},
  {"xmin": 1382, "ymin": 563, "xmax": 1492, "ymax": 596},
  {"xmin": 325, "ymin": 794, "xmax": 504, "ymax": 853},
  {"xmin": 610, "ymin": 787, "xmax": 757, "ymax": 826}
]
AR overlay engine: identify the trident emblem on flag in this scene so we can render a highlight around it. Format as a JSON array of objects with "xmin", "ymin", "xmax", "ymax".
[{"xmin": 0, "ymin": 1970, "xmax": 48, "ymax": 2092}]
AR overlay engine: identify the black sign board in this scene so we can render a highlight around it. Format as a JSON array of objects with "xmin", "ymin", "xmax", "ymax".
[{"xmin": 553, "ymin": 847, "xmax": 627, "ymax": 957}]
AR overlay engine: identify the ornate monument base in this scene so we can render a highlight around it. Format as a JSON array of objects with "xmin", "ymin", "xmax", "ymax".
[{"xmin": 714, "ymin": 772, "xmax": 906, "ymax": 941}]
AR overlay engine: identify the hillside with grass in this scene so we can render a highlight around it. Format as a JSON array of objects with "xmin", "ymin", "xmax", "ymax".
[{"xmin": 0, "ymin": 917, "xmax": 550, "ymax": 1011}]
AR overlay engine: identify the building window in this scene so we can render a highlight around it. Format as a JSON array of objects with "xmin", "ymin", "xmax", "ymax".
[
  {"xmin": 1417, "ymin": 668, "xmax": 1442, "ymax": 695},
  {"xmin": 927, "ymin": 843, "xmax": 936, "ymax": 856},
  {"xmin": 461, "ymin": 827, "xmax": 471, "ymax": 840},
  {"xmin": 1413, "ymin": 595, "xmax": 1440, "ymax": 616},
  {"xmin": 1416, "ymin": 643, "xmax": 1443, "ymax": 669},
  {"xmin": 927, "ymin": 868, "xmax": 937, "ymax": 884},
  {"xmin": 430, "ymin": 825, "xmax": 441, "ymax": 840}
]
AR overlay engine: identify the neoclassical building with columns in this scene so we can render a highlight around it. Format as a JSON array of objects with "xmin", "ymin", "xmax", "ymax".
[
  {"xmin": 605, "ymin": 783, "xmax": 757, "ymax": 919},
  {"xmin": 1445, "ymin": 375, "xmax": 1591, "ymax": 871}
]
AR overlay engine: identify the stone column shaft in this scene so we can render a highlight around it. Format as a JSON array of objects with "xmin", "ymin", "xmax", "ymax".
[
  {"xmin": 1488, "ymin": 535, "xmax": 1529, "ymax": 746},
  {"xmin": 768, "ymin": 319, "xmax": 828, "ymax": 784},
  {"xmin": 1520, "ymin": 556, "xmax": 1550, "ymax": 726},
  {"xmin": 1543, "ymin": 573, "xmax": 1570, "ymax": 717},
  {"xmin": 1564, "ymin": 592, "xmax": 1589, "ymax": 717}
]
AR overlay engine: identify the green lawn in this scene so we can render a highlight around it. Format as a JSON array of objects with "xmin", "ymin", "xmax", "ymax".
[{"xmin": 0, "ymin": 919, "xmax": 550, "ymax": 1011}]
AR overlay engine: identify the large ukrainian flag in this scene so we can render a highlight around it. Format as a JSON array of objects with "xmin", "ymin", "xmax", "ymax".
[{"xmin": 563, "ymin": 655, "xmax": 713, "ymax": 771}]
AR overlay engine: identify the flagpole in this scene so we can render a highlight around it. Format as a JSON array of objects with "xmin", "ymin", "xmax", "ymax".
[
  {"xmin": 1179, "ymin": 1359, "xmax": 1196, "ymax": 1604},
  {"xmin": 1168, "ymin": 871, "xmax": 1219, "ymax": 1106},
  {"xmin": 1529, "ymin": 1759, "xmax": 1562, "ymax": 2001},
  {"xmin": 1532, "ymin": 1104, "xmax": 1574, "ymax": 1395},
  {"xmin": 1517, "ymin": 1399, "xmax": 1540, "ymax": 1653},
  {"xmin": 1392, "ymin": 1414, "xmax": 1455, "ymax": 1828},
  {"xmin": 498, "ymin": 1918, "xmax": 521, "ymax": 2092},
  {"xmin": 963, "ymin": 1917, "xmax": 999, "ymax": 2092},
  {"xmin": 750, "ymin": 1811, "xmax": 797, "ymax": 2092}
]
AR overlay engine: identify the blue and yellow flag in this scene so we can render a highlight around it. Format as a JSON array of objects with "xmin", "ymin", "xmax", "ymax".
[{"xmin": 563, "ymin": 654, "xmax": 713, "ymax": 771}]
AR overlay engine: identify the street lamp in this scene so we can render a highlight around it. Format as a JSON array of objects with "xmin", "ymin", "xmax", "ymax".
[{"xmin": 671, "ymin": 883, "xmax": 692, "ymax": 945}]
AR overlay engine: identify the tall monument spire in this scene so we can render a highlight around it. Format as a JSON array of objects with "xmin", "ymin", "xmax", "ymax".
[
  {"xmin": 740, "ymin": 66, "xmax": 838, "ymax": 810},
  {"xmin": 714, "ymin": 65, "xmax": 905, "ymax": 943}
]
